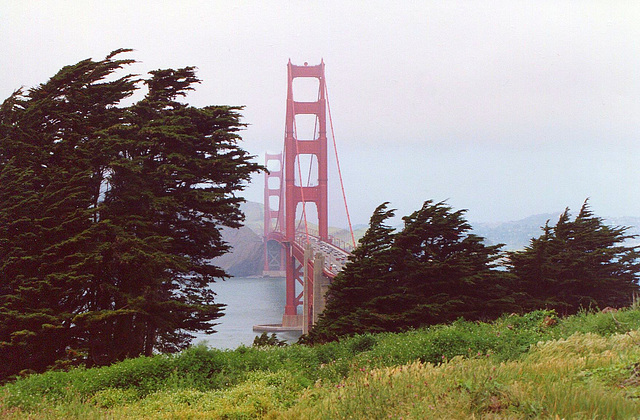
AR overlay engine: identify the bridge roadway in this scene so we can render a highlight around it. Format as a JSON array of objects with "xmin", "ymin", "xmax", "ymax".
[{"xmin": 293, "ymin": 232, "xmax": 351, "ymax": 278}]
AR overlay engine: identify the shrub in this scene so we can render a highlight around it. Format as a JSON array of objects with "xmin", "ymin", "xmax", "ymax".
[
  {"xmin": 253, "ymin": 332, "xmax": 288, "ymax": 347},
  {"xmin": 3, "ymin": 308, "xmax": 640, "ymax": 417}
]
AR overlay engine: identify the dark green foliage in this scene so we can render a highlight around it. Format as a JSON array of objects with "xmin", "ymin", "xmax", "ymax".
[
  {"xmin": 253, "ymin": 332, "xmax": 288, "ymax": 347},
  {"xmin": 555, "ymin": 308, "xmax": 640, "ymax": 336},
  {"xmin": 0, "ymin": 50, "xmax": 262, "ymax": 381},
  {"xmin": 348, "ymin": 333, "xmax": 378, "ymax": 353},
  {"xmin": 74, "ymin": 66, "xmax": 261, "ymax": 364},
  {"xmin": 391, "ymin": 200, "xmax": 515, "ymax": 326},
  {"xmin": 507, "ymin": 200, "xmax": 640, "ymax": 314},
  {"xmin": 307, "ymin": 203, "xmax": 398, "ymax": 341},
  {"xmin": 310, "ymin": 199, "xmax": 640, "ymax": 344},
  {"xmin": 0, "ymin": 51, "xmax": 139, "ymax": 379},
  {"xmin": 308, "ymin": 200, "xmax": 515, "ymax": 343}
]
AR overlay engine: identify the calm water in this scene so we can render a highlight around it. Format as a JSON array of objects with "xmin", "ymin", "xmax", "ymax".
[{"xmin": 191, "ymin": 277, "xmax": 301, "ymax": 349}]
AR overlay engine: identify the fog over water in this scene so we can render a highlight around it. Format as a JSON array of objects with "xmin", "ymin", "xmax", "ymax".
[{"xmin": 2, "ymin": 2, "xmax": 640, "ymax": 227}]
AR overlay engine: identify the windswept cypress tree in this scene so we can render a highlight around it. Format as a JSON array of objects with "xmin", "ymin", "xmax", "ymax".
[
  {"xmin": 307, "ymin": 203, "xmax": 398, "ymax": 342},
  {"xmin": 391, "ymin": 200, "xmax": 514, "ymax": 327},
  {"xmin": 308, "ymin": 200, "xmax": 514, "ymax": 343},
  {"xmin": 74, "ymin": 67, "xmax": 261, "ymax": 363},
  {"xmin": 0, "ymin": 51, "xmax": 261, "ymax": 379},
  {"xmin": 507, "ymin": 200, "xmax": 640, "ymax": 314},
  {"xmin": 0, "ymin": 52, "xmax": 137, "ymax": 377}
]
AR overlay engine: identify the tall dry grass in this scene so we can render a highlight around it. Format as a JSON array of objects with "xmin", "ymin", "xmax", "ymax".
[
  {"xmin": 280, "ymin": 331, "xmax": 640, "ymax": 419},
  {"xmin": 3, "ymin": 309, "xmax": 640, "ymax": 419}
]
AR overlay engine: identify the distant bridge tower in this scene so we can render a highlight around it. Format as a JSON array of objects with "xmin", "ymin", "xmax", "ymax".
[
  {"xmin": 263, "ymin": 153, "xmax": 285, "ymax": 276},
  {"xmin": 282, "ymin": 60, "xmax": 329, "ymax": 327}
]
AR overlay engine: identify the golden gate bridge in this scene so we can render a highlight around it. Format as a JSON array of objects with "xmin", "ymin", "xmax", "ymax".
[{"xmin": 257, "ymin": 60, "xmax": 356, "ymax": 334}]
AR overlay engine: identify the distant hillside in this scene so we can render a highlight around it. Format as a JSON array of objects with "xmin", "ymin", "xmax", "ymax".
[
  {"xmin": 209, "ymin": 201, "xmax": 263, "ymax": 277},
  {"xmin": 213, "ymin": 225, "xmax": 264, "ymax": 277},
  {"xmin": 239, "ymin": 201, "xmax": 264, "ymax": 234},
  {"xmin": 217, "ymin": 202, "xmax": 640, "ymax": 276},
  {"xmin": 473, "ymin": 213, "xmax": 640, "ymax": 251},
  {"xmin": 472, "ymin": 213, "xmax": 561, "ymax": 251}
]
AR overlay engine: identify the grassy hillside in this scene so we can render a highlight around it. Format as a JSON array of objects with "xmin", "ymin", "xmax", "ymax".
[{"xmin": 3, "ymin": 309, "xmax": 640, "ymax": 418}]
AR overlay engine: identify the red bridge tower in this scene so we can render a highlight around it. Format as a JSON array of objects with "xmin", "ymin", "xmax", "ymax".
[{"xmin": 282, "ymin": 60, "xmax": 329, "ymax": 327}]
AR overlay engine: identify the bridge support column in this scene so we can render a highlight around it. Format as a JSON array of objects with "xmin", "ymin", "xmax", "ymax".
[
  {"xmin": 263, "ymin": 153, "xmax": 285, "ymax": 276},
  {"xmin": 312, "ymin": 253, "xmax": 329, "ymax": 325},
  {"xmin": 282, "ymin": 243, "xmax": 302, "ymax": 328},
  {"xmin": 282, "ymin": 60, "xmax": 328, "ymax": 320},
  {"xmin": 302, "ymin": 245, "xmax": 313, "ymax": 335},
  {"xmin": 263, "ymin": 240, "xmax": 285, "ymax": 277}
]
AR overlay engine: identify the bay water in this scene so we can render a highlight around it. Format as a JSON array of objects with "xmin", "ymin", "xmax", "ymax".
[{"xmin": 191, "ymin": 277, "xmax": 301, "ymax": 349}]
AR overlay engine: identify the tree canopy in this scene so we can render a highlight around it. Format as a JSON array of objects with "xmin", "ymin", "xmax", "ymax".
[
  {"xmin": 0, "ymin": 50, "xmax": 262, "ymax": 380},
  {"xmin": 306, "ymin": 203, "xmax": 398, "ymax": 342},
  {"xmin": 507, "ymin": 200, "xmax": 640, "ymax": 314},
  {"xmin": 307, "ymin": 200, "xmax": 515, "ymax": 343},
  {"xmin": 308, "ymin": 199, "xmax": 640, "ymax": 344}
]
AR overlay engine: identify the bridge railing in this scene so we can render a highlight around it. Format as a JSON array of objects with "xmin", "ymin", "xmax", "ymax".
[
  {"xmin": 294, "ymin": 229, "xmax": 354, "ymax": 253},
  {"xmin": 294, "ymin": 230, "xmax": 352, "ymax": 276}
]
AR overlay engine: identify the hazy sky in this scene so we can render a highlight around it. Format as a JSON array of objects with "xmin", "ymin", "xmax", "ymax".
[{"xmin": 2, "ymin": 1, "xmax": 640, "ymax": 227}]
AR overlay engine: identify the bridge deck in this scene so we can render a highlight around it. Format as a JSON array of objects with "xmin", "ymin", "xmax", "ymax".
[{"xmin": 294, "ymin": 233, "xmax": 351, "ymax": 277}]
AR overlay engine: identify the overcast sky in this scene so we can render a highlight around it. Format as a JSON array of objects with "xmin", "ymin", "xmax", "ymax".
[{"xmin": 2, "ymin": 1, "xmax": 640, "ymax": 227}]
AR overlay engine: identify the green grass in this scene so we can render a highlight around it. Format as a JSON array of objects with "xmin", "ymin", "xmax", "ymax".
[
  {"xmin": 284, "ymin": 332, "xmax": 640, "ymax": 419},
  {"xmin": 2, "ymin": 309, "xmax": 640, "ymax": 419}
]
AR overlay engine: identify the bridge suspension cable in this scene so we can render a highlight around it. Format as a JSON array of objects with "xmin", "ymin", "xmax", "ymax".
[{"xmin": 325, "ymin": 77, "xmax": 357, "ymax": 249}]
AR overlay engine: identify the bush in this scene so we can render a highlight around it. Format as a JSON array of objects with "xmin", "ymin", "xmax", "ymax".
[
  {"xmin": 89, "ymin": 388, "xmax": 139, "ymax": 408},
  {"xmin": 348, "ymin": 334, "xmax": 378, "ymax": 353},
  {"xmin": 556, "ymin": 308, "xmax": 640, "ymax": 337},
  {"xmin": 3, "ymin": 308, "xmax": 640, "ymax": 416},
  {"xmin": 253, "ymin": 332, "xmax": 288, "ymax": 347}
]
